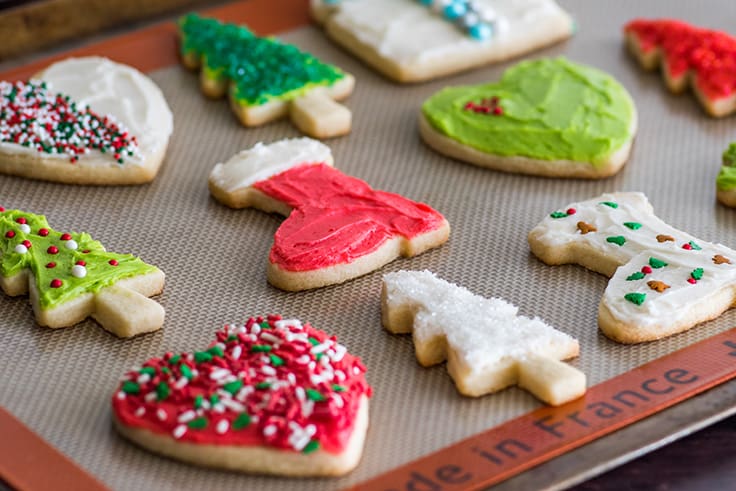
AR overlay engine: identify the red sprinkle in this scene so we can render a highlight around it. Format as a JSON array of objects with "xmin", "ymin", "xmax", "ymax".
[
  {"xmin": 22, "ymin": 240, "xmax": 31, "ymax": 248},
  {"xmin": 50, "ymin": 279, "xmax": 63, "ymax": 288},
  {"xmin": 76, "ymin": 260, "xmax": 86, "ymax": 266},
  {"xmin": 682, "ymin": 243, "xmax": 692, "ymax": 250},
  {"xmin": 493, "ymin": 106, "xmax": 504, "ymax": 116},
  {"xmin": 641, "ymin": 266, "xmax": 653, "ymax": 274},
  {"xmin": 687, "ymin": 278, "xmax": 697, "ymax": 284},
  {"xmin": 109, "ymin": 259, "xmax": 119, "ymax": 266},
  {"xmin": 566, "ymin": 208, "xmax": 576, "ymax": 215},
  {"xmin": 47, "ymin": 246, "xmax": 59, "ymax": 254},
  {"xmin": 60, "ymin": 233, "xmax": 72, "ymax": 241},
  {"xmin": 5, "ymin": 231, "xmax": 15, "ymax": 238},
  {"xmin": 38, "ymin": 228, "xmax": 49, "ymax": 236},
  {"xmin": 16, "ymin": 217, "xmax": 26, "ymax": 225},
  {"xmin": 46, "ymin": 262, "xmax": 56, "ymax": 269}
]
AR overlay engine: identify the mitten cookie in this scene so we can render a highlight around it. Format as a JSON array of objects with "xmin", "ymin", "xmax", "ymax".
[
  {"xmin": 0, "ymin": 57, "xmax": 173, "ymax": 185},
  {"xmin": 0, "ymin": 208, "xmax": 164, "ymax": 337},
  {"xmin": 112, "ymin": 315, "xmax": 371, "ymax": 476},
  {"xmin": 420, "ymin": 57, "xmax": 637, "ymax": 178},
  {"xmin": 311, "ymin": 0, "xmax": 574, "ymax": 83},
  {"xmin": 624, "ymin": 19, "xmax": 736, "ymax": 117},
  {"xmin": 382, "ymin": 270, "xmax": 585, "ymax": 406},
  {"xmin": 716, "ymin": 142, "xmax": 736, "ymax": 207},
  {"xmin": 209, "ymin": 138, "xmax": 450, "ymax": 291},
  {"xmin": 178, "ymin": 14, "xmax": 353, "ymax": 139},
  {"xmin": 529, "ymin": 192, "xmax": 736, "ymax": 343}
]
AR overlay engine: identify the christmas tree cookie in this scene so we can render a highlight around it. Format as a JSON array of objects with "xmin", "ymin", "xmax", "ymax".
[
  {"xmin": 0, "ymin": 57, "xmax": 173, "ymax": 185},
  {"xmin": 178, "ymin": 13, "xmax": 354, "ymax": 139},
  {"xmin": 529, "ymin": 192, "xmax": 736, "ymax": 343},
  {"xmin": 625, "ymin": 19, "xmax": 736, "ymax": 117},
  {"xmin": 420, "ymin": 57, "xmax": 638, "ymax": 178},
  {"xmin": 209, "ymin": 138, "xmax": 450, "ymax": 291},
  {"xmin": 382, "ymin": 270, "xmax": 585, "ymax": 405},
  {"xmin": 311, "ymin": 0, "xmax": 574, "ymax": 83},
  {"xmin": 717, "ymin": 142, "xmax": 736, "ymax": 207},
  {"xmin": 112, "ymin": 315, "xmax": 371, "ymax": 476},
  {"xmin": 0, "ymin": 208, "xmax": 164, "ymax": 337}
]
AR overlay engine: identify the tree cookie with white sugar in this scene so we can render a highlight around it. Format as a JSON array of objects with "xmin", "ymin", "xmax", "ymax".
[{"xmin": 112, "ymin": 315, "xmax": 371, "ymax": 476}]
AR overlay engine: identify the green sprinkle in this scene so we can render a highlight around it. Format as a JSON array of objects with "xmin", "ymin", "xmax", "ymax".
[
  {"xmin": 180, "ymin": 363, "xmax": 194, "ymax": 380},
  {"xmin": 223, "ymin": 380, "xmax": 243, "ymax": 395},
  {"xmin": 624, "ymin": 222, "xmax": 642, "ymax": 230},
  {"xmin": 606, "ymin": 236, "xmax": 626, "ymax": 246},
  {"xmin": 194, "ymin": 351, "xmax": 213, "ymax": 363},
  {"xmin": 624, "ymin": 292, "xmax": 646, "ymax": 306},
  {"xmin": 688, "ymin": 241, "xmax": 702, "ymax": 251},
  {"xmin": 194, "ymin": 394, "xmax": 204, "ymax": 409},
  {"xmin": 626, "ymin": 272, "xmax": 645, "ymax": 281},
  {"xmin": 550, "ymin": 211, "xmax": 568, "ymax": 219},
  {"xmin": 308, "ymin": 337, "xmax": 320, "ymax": 346},
  {"xmin": 251, "ymin": 344, "xmax": 272, "ymax": 352},
  {"xmin": 269, "ymin": 354, "xmax": 284, "ymax": 366},
  {"xmin": 227, "ymin": 335, "xmax": 238, "ymax": 342},
  {"xmin": 649, "ymin": 257, "xmax": 668, "ymax": 269},
  {"xmin": 161, "ymin": 367, "xmax": 170, "ymax": 374},
  {"xmin": 188, "ymin": 417, "xmax": 208, "ymax": 430},
  {"xmin": 302, "ymin": 440, "xmax": 320, "ymax": 454},
  {"xmin": 600, "ymin": 201, "xmax": 619, "ymax": 208},
  {"xmin": 256, "ymin": 382, "xmax": 271, "ymax": 390},
  {"xmin": 332, "ymin": 384, "xmax": 346, "ymax": 392},
  {"xmin": 207, "ymin": 345, "xmax": 224, "ymax": 357},
  {"xmin": 139, "ymin": 367, "xmax": 156, "ymax": 376},
  {"xmin": 691, "ymin": 268, "xmax": 704, "ymax": 280},
  {"xmin": 156, "ymin": 382, "xmax": 170, "ymax": 401},
  {"xmin": 233, "ymin": 413, "xmax": 251, "ymax": 430},
  {"xmin": 121, "ymin": 381, "xmax": 140, "ymax": 394},
  {"xmin": 170, "ymin": 354, "xmax": 181, "ymax": 364},
  {"xmin": 306, "ymin": 389, "xmax": 326, "ymax": 402},
  {"xmin": 260, "ymin": 321, "xmax": 271, "ymax": 329},
  {"xmin": 210, "ymin": 393, "xmax": 219, "ymax": 405}
]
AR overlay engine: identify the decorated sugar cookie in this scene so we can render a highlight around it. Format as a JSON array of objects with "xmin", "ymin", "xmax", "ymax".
[
  {"xmin": 0, "ymin": 57, "xmax": 173, "ymax": 185},
  {"xmin": 178, "ymin": 14, "xmax": 353, "ymax": 139},
  {"xmin": 382, "ymin": 270, "xmax": 585, "ymax": 405},
  {"xmin": 209, "ymin": 138, "xmax": 450, "ymax": 291},
  {"xmin": 113, "ymin": 315, "xmax": 371, "ymax": 476},
  {"xmin": 717, "ymin": 143, "xmax": 736, "ymax": 207},
  {"xmin": 311, "ymin": 0, "xmax": 574, "ymax": 83},
  {"xmin": 0, "ymin": 208, "xmax": 164, "ymax": 337},
  {"xmin": 420, "ymin": 57, "xmax": 638, "ymax": 178},
  {"xmin": 529, "ymin": 192, "xmax": 736, "ymax": 343},
  {"xmin": 625, "ymin": 19, "xmax": 736, "ymax": 117}
]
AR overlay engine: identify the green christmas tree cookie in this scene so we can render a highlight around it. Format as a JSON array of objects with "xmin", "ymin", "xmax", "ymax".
[
  {"xmin": 716, "ymin": 142, "xmax": 736, "ymax": 207},
  {"xmin": 0, "ymin": 208, "xmax": 165, "ymax": 337},
  {"xmin": 178, "ymin": 13, "xmax": 354, "ymax": 139}
]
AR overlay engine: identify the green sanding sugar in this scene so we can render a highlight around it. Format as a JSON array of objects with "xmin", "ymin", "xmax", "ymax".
[{"xmin": 178, "ymin": 13, "xmax": 345, "ymax": 106}]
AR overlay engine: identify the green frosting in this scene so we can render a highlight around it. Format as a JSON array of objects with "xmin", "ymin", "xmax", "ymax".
[
  {"xmin": 422, "ymin": 57, "xmax": 636, "ymax": 165},
  {"xmin": 716, "ymin": 142, "xmax": 736, "ymax": 191},
  {"xmin": 0, "ymin": 209, "xmax": 157, "ymax": 309},
  {"xmin": 178, "ymin": 13, "xmax": 345, "ymax": 107}
]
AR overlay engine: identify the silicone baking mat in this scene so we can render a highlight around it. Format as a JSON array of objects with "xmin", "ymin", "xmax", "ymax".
[{"xmin": 1, "ymin": 0, "xmax": 736, "ymax": 490}]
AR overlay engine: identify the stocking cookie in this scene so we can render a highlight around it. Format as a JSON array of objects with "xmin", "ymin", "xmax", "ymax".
[
  {"xmin": 382, "ymin": 271, "xmax": 584, "ymax": 405},
  {"xmin": 311, "ymin": 0, "xmax": 574, "ymax": 83},
  {"xmin": 0, "ymin": 57, "xmax": 173, "ymax": 185},
  {"xmin": 716, "ymin": 142, "xmax": 736, "ymax": 207},
  {"xmin": 209, "ymin": 138, "xmax": 450, "ymax": 291},
  {"xmin": 420, "ymin": 57, "xmax": 637, "ymax": 178},
  {"xmin": 0, "ymin": 208, "xmax": 164, "ymax": 337},
  {"xmin": 625, "ymin": 19, "xmax": 736, "ymax": 117},
  {"xmin": 113, "ymin": 315, "xmax": 371, "ymax": 476},
  {"xmin": 178, "ymin": 13, "xmax": 353, "ymax": 139},
  {"xmin": 529, "ymin": 192, "xmax": 736, "ymax": 343}
]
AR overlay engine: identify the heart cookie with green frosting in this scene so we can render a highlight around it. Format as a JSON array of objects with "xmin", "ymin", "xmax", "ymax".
[{"xmin": 420, "ymin": 57, "xmax": 638, "ymax": 178}]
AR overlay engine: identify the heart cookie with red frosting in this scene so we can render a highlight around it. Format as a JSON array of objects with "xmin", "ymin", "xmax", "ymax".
[{"xmin": 112, "ymin": 315, "xmax": 371, "ymax": 476}]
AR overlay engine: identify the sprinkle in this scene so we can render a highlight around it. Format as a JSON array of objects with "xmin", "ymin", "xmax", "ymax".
[
  {"xmin": 231, "ymin": 345, "xmax": 242, "ymax": 360},
  {"xmin": 172, "ymin": 425, "xmax": 187, "ymax": 439},
  {"xmin": 215, "ymin": 419, "xmax": 229, "ymax": 434},
  {"xmin": 302, "ymin": 440, "xmax": 320, "ymax": 454},
  {"xmin": 156, "ymin": 409, "xmax": 167, "ymax": 421},
  {"xmin": 178, "ymin": 410, "xmax": 197, "ymax": 423},
  {"xmin": 306, "ymin": 389, "xmax": 326, "ymax": 402},
  {"xmin": 188, "ymin": 417, "xmax": 208, "ymax": 429},
  {"xmin": 691, "ymin": 268, "xmax": 704, "ymax": 281},
  {"xmin": 232, "ymin": 413, "xmax": 251, "ymax": 430},
  {"xmin": 269, "ymin": 354, "xmax": 285, "ymax": 366},
  {"xmin": 624, "ymin": 222, "xmax": 642, "ymax": 230},
  {"xmin": 626, "ymin": 272, "xmax": 645, "ymax": 281},
  {"xmin": 134, "ymin": 407, "xmax": 146, "ymax": 418},
  {"xmin": 121, "ymin": 381, "xmax": 140, "ymax": 394},
  {"xmin": 600, "ymin": 201, "xmax": 618, "ymax": 208},
  {"xmin": 624, "ymin": 292, "xmax": 646, "ymax": 305},
  {"xmin": 156, "ymin": 382, "xmax": 170, "ymax": 401},
  {"xmin": 263, "ymin": 425, "xmax": 278, "ymax": 437},
  {"xmin": 606, "ymin": 236, "xmax": 626, "ymax": 246},
  {"xmin": 222, "ymin": 379, "xmax": 243, "ymax": 395},
  {"xmin": 649, "ymin": 257, "xmax": 668, "ymax": 269},
  {"xmin": 251, "ymin": 344, "xmax": 272, "ymax": 352}
]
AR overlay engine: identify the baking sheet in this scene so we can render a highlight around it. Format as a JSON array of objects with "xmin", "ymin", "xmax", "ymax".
[{"xmin": 1, "ymin": 0, "xmax": 736, "ymax": 489}]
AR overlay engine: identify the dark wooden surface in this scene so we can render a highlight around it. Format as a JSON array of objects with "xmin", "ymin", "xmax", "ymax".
[{"xmin": 570, "ymin": 415, "xmax": 736, "ymax": 490}]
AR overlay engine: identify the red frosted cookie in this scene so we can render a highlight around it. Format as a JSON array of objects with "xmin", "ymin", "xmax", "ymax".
[
  {"xmin": 208, "ymin": 138, "xmax": 450, "ymax": 291},
  {"xmin": 112, "ymin": 315, "xmax": 371, "ymax": 476},
  {"xmin": 624, "ymin": 19, "xmax": 736, "ymax": 117}
]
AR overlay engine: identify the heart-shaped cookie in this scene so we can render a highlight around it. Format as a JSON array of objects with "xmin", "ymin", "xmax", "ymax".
[
  {"xmin": 420, "ymin": 57, "xmax": 637, "ymax": 178},
  {"xmin": 112, "ymin": 315, "xmax": 371, "ymax": 476}
]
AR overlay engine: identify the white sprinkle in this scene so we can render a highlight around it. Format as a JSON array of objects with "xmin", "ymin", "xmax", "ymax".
[
  {"xmin": 156, "ymin": 409, "xmax": 167, "ymax": 421},
  {"xmin": 210, "ymin": 368, "xmax": 231, "ymax": 381},
  {"xmin": 263, "ymin": 424, "xmax": 277, "ymax": 437},
  {"xmin": 335, "ymin": 370, "xmax": 346, "ymax": 382},
  {"xmin": 302, "ymin": 400, "xmax": 315, "ymax": 418},
  {"xmin": 218, "ymin": 375, "xmax": 237, "ymax": 386},
  {"xmin": 64, "ymin": 239, "xmax": 78, "ymax": 250},
  {"xmin": 260, "ymin": 332, "xmax": 281, "ymax": 344},
  {"xmin": 213, "ymin": 403, "xmax": 225, "ymax": 414},
  {"xmin": 332, "ymin": 344, "xmax": 347, "ymax": 362},
  {"xmin": 332, "ymin": 393, "xmax": 344, "ymax": 408},
  {"xmin": 220, "ymin": 398, "xmax": 245, "ymax": 413},
  {"xmin": 261, "ymin": 365, "xmax": 276, "ymax": 376},
  {"xmin": 275, "ymin": 319, "xmax": 302, "ymax": 330},
  {"xmin": 136, "ymin": 373, "xmax": 151, "ymax": 384},
  {"xmin": 310, "ymin": 342, "xmax": 330, "ymax": 355},
  {"xmin": 231, "ymin": 345, "xmax": 242, "ymax": 360},
  {"xmin": 19, "ymin": 224, "xmax": 30, "ymax": 233},
  {"xmin": 353, "ymin": 366, "xmax": 361, "ymax": 375},
  {"xmin": 287, "ymin": 373, "xmax": 296, "ymax": 385},
  {"xmin": 13, "ymin": 244, "xmax": 27, "ymax": 254},
  {"xmin": 144, "ymin": 392, "xmax": 157, "ymax": 402},
  {"xmin": 174, "ymin": 377, "xmax": 189, "ymax": 389},
  {"xmin": 308, "ymin": 361, "xmax": 316, "ymax": 371},
  {"xmin": 248, "ymin": 368, "xmax": 257, "ymax": 378},
  {"xmin": 71, "ymin": 265, "xmax": 87, "ymax": 278},
  {"xmin": 236, "ymin": 386, "xmax": 254, "ymax": 402},
  {"xmin": 251, "ymin": 324, "xmax": 261, "ymax": 336},
  {"xmin": 172, "ymin": 425, "xmax": 187, "ymax": 439},
  {"xmin": 215, "ymin": 342, "xmax": 226, "ymax": 351},
  {"xmin": 178, "ymin": 410, "xmax": 196, "ymax": 423},
  {"xmin": 296, "ymin": 355, "xmax": 311, "ymax": 365},
  {"xmin": 134, "ymin": 407, "xmax": 146, "ymax": 418},
  {"xmin": 296, "ymin": 387, "xmax": 306, "ymax": 401},
  {"xmin": 216, "ymin": 420, "xmax": 229, "ymax": 434}
]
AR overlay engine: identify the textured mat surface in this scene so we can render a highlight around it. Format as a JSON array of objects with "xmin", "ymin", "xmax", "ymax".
[{"xmin": 1, "ymin": 0, "xmax": 736, "ymax": 489}]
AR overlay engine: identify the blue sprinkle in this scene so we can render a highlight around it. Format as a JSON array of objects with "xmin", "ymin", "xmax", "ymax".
[
  {"xmin": 443, "ymin": 2, "xmax": 468, "ymax": 20},
  {"xmin": 469, "ymin": 22, "xmax": 493, "ymax": 40}
]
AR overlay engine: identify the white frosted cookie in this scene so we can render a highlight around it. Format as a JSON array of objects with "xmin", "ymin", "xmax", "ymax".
[
  {"xmin": 311, "ymin": 0, "xmax": 574, "ymax": 83},
  {"xmin": 382, "ymin": 270, "xmax": 585, "ymax": 406},
  {"xmin": 209, "ymin": 138, "xmax": 450, "ymax": 291},
  {"xmin": 529, "ymin": 192, "xmax": 736, "ymax": 343},
  {"xmin": 0, "ymin": 56, "xmax": 173, "ymax": 185},
  {"xmin": 112, "ymin": 315, "xmax": 371, "ymax": 476}
]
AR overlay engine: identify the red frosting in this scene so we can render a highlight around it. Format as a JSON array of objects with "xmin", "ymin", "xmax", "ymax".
[
  {"xmin": 112, "ymin": 315, "xmax": 371, "ymax": 455},
  {"xmin": 625, "ymin": 19, "xmax": 736, "ymax": 100},
  {"xmin": 252, "ymin": 163, "xmax": 447, "ymax": 272}
]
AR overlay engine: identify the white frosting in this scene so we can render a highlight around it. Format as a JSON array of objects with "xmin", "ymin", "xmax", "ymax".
[
  {"xmin": 324, "ymin": 0, "xmax": 571, "ymax": 65},
  {"xmin": 1, "ymin": 57, "xmax": 173, "ymax": 168},
  {"xmin": 530, "ymin": 192, "xmax": 736, "ymax": 327},
  {"xmin": 209, "ymin": 138, "xmax": 333, "ymax": 193},
  {"xmin": 382, "ymin": 270, "xmax": 577, "ymax": 369}
]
